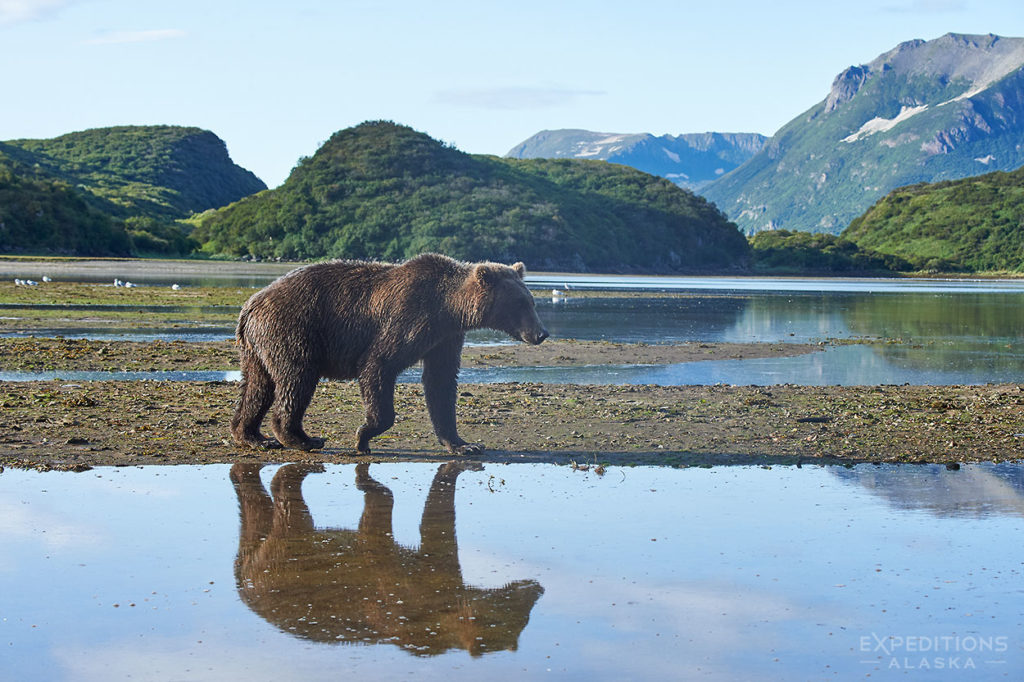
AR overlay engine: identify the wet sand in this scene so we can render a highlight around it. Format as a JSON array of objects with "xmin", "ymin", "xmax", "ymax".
[{"xmin": 2, "ymin": 380, "xmax": 1021, "ymax": 470}]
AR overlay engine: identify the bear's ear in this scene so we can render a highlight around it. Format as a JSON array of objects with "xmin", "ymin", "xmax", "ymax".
[
  {"xmin": 473, "ymin": 264, "xmax": 497, "ymax": 285},
  {"xmin": 512, "ymin": 262, "xmax": 526, "ymax": 278}
]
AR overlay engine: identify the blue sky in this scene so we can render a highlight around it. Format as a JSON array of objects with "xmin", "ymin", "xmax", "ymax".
[{"xmin": 2, "ymin": 0, "xmax": 1023, "ymax": 187}]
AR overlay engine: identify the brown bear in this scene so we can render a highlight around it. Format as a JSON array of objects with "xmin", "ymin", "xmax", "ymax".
[{"xmin": 230, "ymin": 253, "xmax": 548, "ymax": 454}]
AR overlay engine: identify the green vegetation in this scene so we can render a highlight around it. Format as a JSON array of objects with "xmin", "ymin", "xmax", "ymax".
[
  {"xmin": 0, "ymin": 126, "xmax": 264, "ymax": 257},
  {"xmin": 193, "ymin": 121, "xmax": 750, "ymax": 272},
  {"xmin": 6, "ymin": 126, "xmax": 265, "ymax": 218},
  {"xmin": 749, "ymin": 229, "xmax": 910, "ymax": 273},
  {"xmin": 0, "ymin": 146, "xmax": 132, "ymax": 255},
  {"xmin": 842, "ymin": 165, "xmax": 1024, "ymax": 272}
]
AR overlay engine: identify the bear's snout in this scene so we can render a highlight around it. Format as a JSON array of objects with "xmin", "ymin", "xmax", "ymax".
[{"xmin": 523, "ymin": 328, "xmax": 549, "ymax": 345}]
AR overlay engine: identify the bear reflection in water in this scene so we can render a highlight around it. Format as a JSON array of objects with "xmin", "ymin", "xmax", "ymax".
[{"xmin": 230, "ymin": 462, "xmax": 544, "ymax": 656}]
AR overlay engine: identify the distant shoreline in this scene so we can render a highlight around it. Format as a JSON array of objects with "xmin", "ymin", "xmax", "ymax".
[{"xmin": 1, "ymin": 255, "xmax": 1021, "ymax": 281}]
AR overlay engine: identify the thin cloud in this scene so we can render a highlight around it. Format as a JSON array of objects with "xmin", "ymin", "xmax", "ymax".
[
  {"xmin": 882, "ymin": 0, "xmax": 967, "ymax": 12},
  {"xmin": 0, "ymin": 0, "xmax": 72, "ymax": 26},
  {"xmin": 434, "ymin": 86, "xmax": 605, "ymax": 110},
  {"xmin": 83, "ymin": 28, "xmax": 186, "ymax": 45}
]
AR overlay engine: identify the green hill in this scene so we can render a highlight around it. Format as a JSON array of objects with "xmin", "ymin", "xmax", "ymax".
[
  {"xmin": 0, "ymin": 126, "xmax": 266, "ymax": 256},
  {"xmin": 5, "ymin": 126, "xmax": 266, "ymax": 219},
  {"xmin": 843, "ymin": 164, "xmax": 1024, "ymax": 272},
  {"xmin": 193, "ymin": 121, "xmax": 750, "ymax": 272},
  {"xmin": 0, "ymin": 143, "xmax": 132, "ymax": 255},
  {"xmin": 749, "ymin": 229, "xmax": 911, "ymax": 273}
]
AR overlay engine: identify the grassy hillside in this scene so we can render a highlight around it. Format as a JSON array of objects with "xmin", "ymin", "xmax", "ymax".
[
  {"xmin": 843, "ymin": 164, "xmax": 1024, "ymax": 272},
  {"xmin": 0, "ymin": 144, "xmax": 132, "ymax": 255},
  {"xmin": 5, "ymin": 126, "xmax": 266, "ymax": 219},
  {"xmin": 749, "ymin": 230, "xmax": 910, "ymax": 273},
  {"xmin": 193, "ymin": 121, "xmax": 750, "ymax": 272},
  {"xmin": 0, "ymin": 126, "xmax": 265, "ymax": 257}
]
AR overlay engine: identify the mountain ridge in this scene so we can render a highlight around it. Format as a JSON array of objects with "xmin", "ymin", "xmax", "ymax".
[
  {"xmin": 506, "ymin": 129, "xmax": 766, "ymax": 190},
  {"xmin": 702, "ymin": 32, "xmax": 1024, "ymax": 235}
]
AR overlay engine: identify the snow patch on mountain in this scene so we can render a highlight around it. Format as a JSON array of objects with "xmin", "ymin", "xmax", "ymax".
[{"xmin": 842, "ymin": 105, "xmax": 929, "ymax": 143}]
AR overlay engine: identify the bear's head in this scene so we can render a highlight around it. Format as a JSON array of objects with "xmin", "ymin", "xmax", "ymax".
[{"xmin": 470, "ymin": 262, "xmax": 548, "ymax": 345}]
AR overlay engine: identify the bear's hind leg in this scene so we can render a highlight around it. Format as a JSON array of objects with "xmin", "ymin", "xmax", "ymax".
[
  {"xmin": 231, "ymin": 351, "xmax": 279, "ymax": 450},
  {"xmin": 269, "ymin": 368, "xmax": 325, "ymax": 451}
]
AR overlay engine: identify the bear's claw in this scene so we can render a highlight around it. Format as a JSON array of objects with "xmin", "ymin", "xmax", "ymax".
[
  {"xmin": 449, "ymin": 442, "xmax": 483, "ymax": 456},
  {"xmin": 294, "ymin": 437, "xmax": 325, "ymax": 451},
  {"xmin": 235, "ymin": 434, "xmax": 283, "ymax": 451}
]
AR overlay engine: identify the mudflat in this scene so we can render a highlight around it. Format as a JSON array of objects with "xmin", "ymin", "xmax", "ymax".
[
  {"xmin": 1, "ymin": 270, "xmax": 1021, "ymax": 469},
  {"xmin": 2, "ymin": 379, "xmax": 1021, "ymax": 470}
]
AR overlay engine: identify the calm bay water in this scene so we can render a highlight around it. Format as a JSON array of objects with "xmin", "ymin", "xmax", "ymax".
[
  {"xmin": 4, "ymin": 277, "xmax": 1022, "ymax": 385},
  {"xmin": 2, "ymin": 462, "xmax": 1022, "ymax": 681}
]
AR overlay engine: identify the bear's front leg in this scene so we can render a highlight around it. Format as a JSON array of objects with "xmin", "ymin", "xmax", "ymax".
[
  {"xmin": 355, "ymin": 365, "xmax": 397, "ymax": 455},
  {"xmin": 422, "ymin": 338, "xmax": 483, "ymax": 456}
]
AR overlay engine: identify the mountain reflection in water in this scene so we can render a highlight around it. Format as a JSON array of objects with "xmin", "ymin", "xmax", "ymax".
[
  {"xmin": 833, "ymin": 463, "xmax": 1024, "ymax": 518},
  {"xmin": 230, "ymin": 462, "xmax": 544, "ymax": 656}
]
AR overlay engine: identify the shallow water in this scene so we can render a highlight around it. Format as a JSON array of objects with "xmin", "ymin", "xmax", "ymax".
[
  {"xmin": 0, "ymin": 303, "xmax": 238, "ymax": 314},
  {"xmin": 530, "ymin": 273, "xmax": 1024, "ymax": 294},
  {"xmin": 0, "ymin": 369, "xmax": 241, "ymax": 382},
  {"xmin": 3, "ymin": 344, "xmax": 1022, "ymax": 386},
  {"xmin": 539, "ymin": 290, "xmax": 1024, "ymax": 345},
  {"xmin": 4, "ymin": 279, "xmax": 1023, "ymax": 386},
  {"xmin": 2, "ymin": 462, "xmax": 1022, "ymax": 680},
  {"xmin": 0, "ymin": 326, "xmax": 235, "ymax": 343}
]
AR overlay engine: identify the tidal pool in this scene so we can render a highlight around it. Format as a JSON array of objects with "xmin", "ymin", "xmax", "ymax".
[{"xmin": 2, "ymin": 462, "xmax": 1022, "ymax": 680}]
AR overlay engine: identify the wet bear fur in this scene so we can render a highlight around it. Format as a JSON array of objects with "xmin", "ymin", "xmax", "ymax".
[{"xmin": 230, "ymin": 253, "xmax": 548, "ymax": 454}]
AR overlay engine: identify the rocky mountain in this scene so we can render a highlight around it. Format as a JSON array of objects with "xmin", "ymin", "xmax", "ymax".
[
  {"xmin": 505, "ymin": 129, "xmax": 766, "ymax": 190},
  {"xmin": 702, "ymin": 33, "xmax": 1024, "ymax": 235},
  {"xmin": 194, "ymin": 121, "xmax": 750, "ymax": 272}
]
